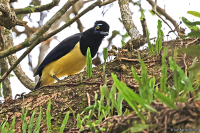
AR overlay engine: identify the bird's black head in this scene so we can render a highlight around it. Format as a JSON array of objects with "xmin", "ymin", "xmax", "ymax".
[{"xmin": 93, "ymin": 21, "xmax": 110, "ymax": 36}]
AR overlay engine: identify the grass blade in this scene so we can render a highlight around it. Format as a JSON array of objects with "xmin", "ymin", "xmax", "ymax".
[
  {"xmin": 33, "ymin": 107, "xmax": 42, "ymax": 133},
  {"xmin": 28, "ymin": 110, "xmax": 36, "ymax": 133},
  {"xmin": 60, "ymin": 111, "xmax": 70, "ymax": 133},
  {"xmin": 46, "ymin": 99, "xmax": 51, "ymax": 133},
  {"xmin": 86, "ymin": 47, "xmax": 92, "ymax": 78},
  {"xmin": 154, "ymin": 91, "xmax": 178, "ymax": 109}
]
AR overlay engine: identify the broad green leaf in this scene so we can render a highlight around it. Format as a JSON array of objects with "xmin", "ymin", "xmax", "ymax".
[
  {"xmin": 154, "ymin": 91, "xmax": 178, "ymax": 109},
  {"xmin": 179, "ymin": 45, "xmax": 200, "ymax": 59},
  {"xmin": 112, "ymin": 73, "xmax": 157, "ymax": 121},
  {"xmin": 182, "ymin": 17, "xmax": 199, "ymax": 30},
  {"xmin": 187, "ymin": 31, "xmax": 200, "ymax": 38},
  {"xmin": 187, "ymin": 62, "xmax": 200, "ymax": 71},
  {"xmin": 188, "ymin": 11, "xmax": 200, "ymax": 18}
]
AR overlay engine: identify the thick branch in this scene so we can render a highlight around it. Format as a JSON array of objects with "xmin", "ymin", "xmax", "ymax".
[
  {"xmin": 0, "ymin": 26, "xmax": 12, "ymax": 99},
  {"xmin": 14, "ymin": 0, "xmax": 60, "ymax": 15},
  {"xmin": 0, "ymin": 4, "xmax": 27, "ymax": 29},
  {"xmin": 146, "ymin": 0, "xmax": 180, "ymax": 33},
  {"xmin": 118, "ymin": 0, "xmax": 141, "ymax": 39},
  {"xmin": 3, "ymin": 28, "xmax": 35, "ymax": 90}
]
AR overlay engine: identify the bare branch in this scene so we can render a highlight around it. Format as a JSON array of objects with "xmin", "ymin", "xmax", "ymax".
[
  {"xmin": 0, "ymin": 4, "xmax": 27, "ymax": 29},
  {"xmin": 14, "ymin": 0, "xmax": 60, "ymax": 15},
  {"xmin": 72, "ymin": 6, "xmax": 84, "ymax": 32},
  {"xmin": 146, "ymin": 0, "xmax": 180, "ymax": 34},
  {"xmin": 118, "ymin": 0, "xmax": 141, "ymax": 39},
  {"xmin": 3, "ymin": 27, "xmax": 35, "ymax": 90},
  {"xmin": 140, "ymin": 18, "xmax": 147, "ymax": 38}
]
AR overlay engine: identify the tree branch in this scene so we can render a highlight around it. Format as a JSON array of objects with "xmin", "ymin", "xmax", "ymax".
[
  {"xmin": 118, "ymin": 0, "xmax": 141, "ymax": 39},
  {"xmin": 3, "ymin": 28, "xmax": 35, "ymax": 90},
  {"xmin": 14, "ymin": 0, "xmax": 60, "ymax": 15},
  {"xmin": 0, "ymin": 26, "xmax": 12, "ymax": 99},
  {"xmin": 146, "ymin": 0, "xmax": 180, "ymax": 34},
  {"xmin": 0, "ymin": 4, "xmax": 27, "ymax": 29}
]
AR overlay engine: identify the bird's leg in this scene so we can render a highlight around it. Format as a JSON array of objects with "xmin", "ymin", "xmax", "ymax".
[{"xmin": 51, "ymin": 75, "xmax": 60, "ymax": 82}]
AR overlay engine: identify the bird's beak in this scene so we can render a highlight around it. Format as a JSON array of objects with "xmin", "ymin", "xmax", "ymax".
[{"xmin": 99, "ymin": 31, "xmax": 109, "ymax": 36}]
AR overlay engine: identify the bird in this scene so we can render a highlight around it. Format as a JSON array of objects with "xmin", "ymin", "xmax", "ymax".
[{"xmin": 34, "ymin": 21, "xmax": 110, "ymax": 89}]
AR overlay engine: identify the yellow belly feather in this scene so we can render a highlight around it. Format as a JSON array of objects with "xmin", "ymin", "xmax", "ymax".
[{"xmin": 40, "ymin": 42, "xmax": 86, "ymax": 86}]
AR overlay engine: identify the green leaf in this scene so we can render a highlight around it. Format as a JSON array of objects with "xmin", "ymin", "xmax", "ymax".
[
  {"xmin": 187, "ymin": 31, "xmax": 200, "ymax": 38},
  {"xmin": 21, "ymin": 97, "xmax": 28, "ymax": 133},
  {"xmin": 121, "ymin": 32, "xmax": 129, "ymax": 46},
  {"xmin": 128, "ymin": 123, "xmax": 151, "ymax": 133},
  {"xmin": 86, "ymin": 47, "xmax": 92, "ymax": 78},
  {"xmin": 140, "ymin": 9, "xmax": 145, "ymax": 20},
  {"xmin": 145, "ymin": 27, "xmax": 154, "ymax": 54},
  {"xmin": 28, "ymin": 110, "xmax": 36, "ymax": 133},
  {"xmin": 182, "ymin": 17, "xmax": 199, "ymax": 30},
  {"xmin": 46, "ymin": 99, "xmax": 51, "ymax": 133},
  {"xmin": 77, "ymin": 114, "xmax": 82, "ymax": 128},
  {"xmin": 178, "ymin": 45, "xmax": 200, "ymax": 59},
  {"xmin": 131, "ymin": 66, "xmax": 141, "ymax": 83},
  {"xmin": 187, "ymin": 62, "xmax": 200, "ymax": 71},
  {"xmin": 188, "ymin": 11, "xmax": 200, "ymax": 18},
  {"xmin": 154, "ymin": 91, "xmax": 178, "ymax": 109},
  {"xmin": 112, "ymin": 73, "xmax": 156, "ymax": 121},
  {"xmin": 33, "ymin": 107, "xmax": 42, "ymax": 133},
  {"xmin": 8, "ymin": 115, "xmax": 16, "ymax": 133},
  {"xmin": 103, "ymin": 48, "xmax": 108, "ymax": 62},
  {"xmin": 60, "ymin": 111, "xmax": 70, "ymax": 133},
  {"xmin": 195, "ymin": 92, "xmax": 200, "ymax": 100},
  {"xmin": 116, "ymin": 92, "xmax": 123, "ymax": 115},
  {"xmin": 156, "ymin": 20, "xmax": 163, "ymax": 54},
  {"xmin": 149, "ymin": 10, "xmax": 155, "ymax": 15}
]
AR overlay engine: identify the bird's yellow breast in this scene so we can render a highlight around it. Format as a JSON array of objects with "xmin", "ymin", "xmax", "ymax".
[{"xmin": 40, "ymin": 42, "xmax": 86, "ymax": 86}]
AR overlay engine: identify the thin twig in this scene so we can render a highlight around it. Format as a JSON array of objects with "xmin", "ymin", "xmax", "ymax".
[
  {"xmin": 150, "ymin": 1, "xmax": 176, "ymax": 36},
  {"xmin": 87, "ymin": 92, "xmax": 91, "ymax": 106},
  {"xmin": 146, "ymin": 0, "xmax": 180, "ymax": 34},
  {"xmin": 14, "ymin": 0, "xmax": 60, "ymax": 15}
]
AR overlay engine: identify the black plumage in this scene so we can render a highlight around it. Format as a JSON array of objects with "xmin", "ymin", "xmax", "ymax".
[{"xmin": 34, "ymin": 20, "xmax": 109, "ymax": 89}]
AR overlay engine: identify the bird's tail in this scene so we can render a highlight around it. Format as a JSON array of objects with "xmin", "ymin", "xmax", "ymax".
[{"xmin": 34, "ymin": 77, "xmax": 41, "ymax": 90}]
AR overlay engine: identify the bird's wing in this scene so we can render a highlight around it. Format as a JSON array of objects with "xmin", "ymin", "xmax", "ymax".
[{"xmin": 34, "ymin": 33, "xmax": 82, "ymax": 77}]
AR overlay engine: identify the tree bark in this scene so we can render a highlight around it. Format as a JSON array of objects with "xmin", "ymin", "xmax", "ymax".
[{"xmin": 118, "ymin": 0, "xmax": 141, "ymax": 39}]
